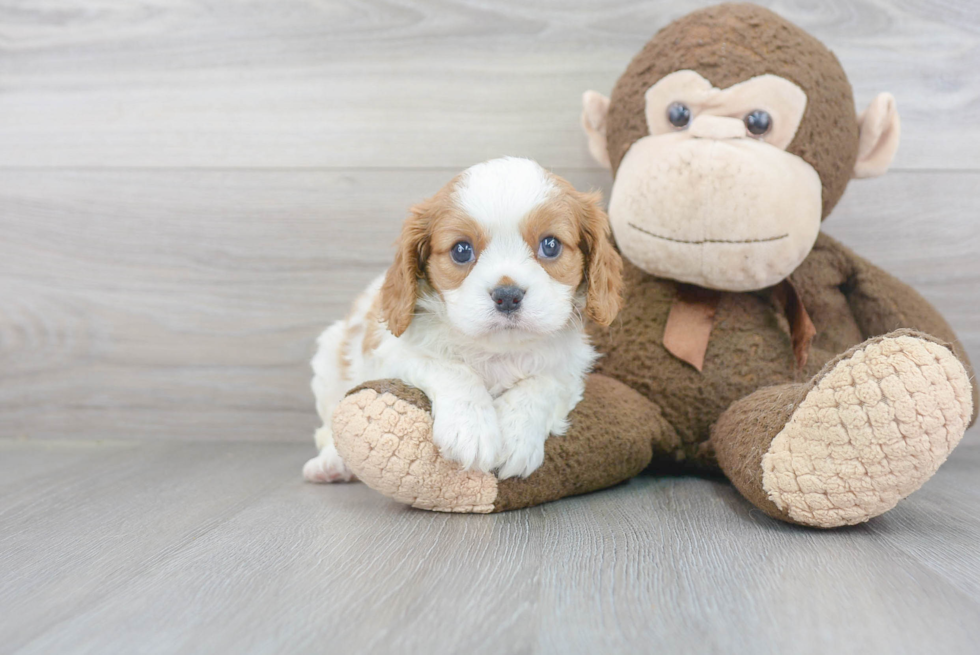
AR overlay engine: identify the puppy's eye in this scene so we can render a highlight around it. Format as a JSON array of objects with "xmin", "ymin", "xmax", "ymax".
[
  {"xmin": 744, "ymin": 110, "xmax": 772, "ymax": 136},
  {"xmin": 450, "ymin": 241, "xmax": 474, "ymax": 264},
  {"xmin": 667, "ymin": 102, "xmax": 691, "ymax": 129},
  {"xmin": 537, "ymin": 236, "xmax": 562, "ymax": 259}
]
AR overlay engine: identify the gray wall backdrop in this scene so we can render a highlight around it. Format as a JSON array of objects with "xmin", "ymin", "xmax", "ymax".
[{"xmin": 1, "ymin": 0, "xmax": 977, "ymax": 443}]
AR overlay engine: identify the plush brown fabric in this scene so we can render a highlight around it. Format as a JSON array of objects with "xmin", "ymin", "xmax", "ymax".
[
  {"xmin": 711, "ymin": 383, "xmax": 806, "ymax": 523},
  {"xmin": 493, "ymin": 374, "xmax": 678, "ymax": 511},
  {"xmin": 793, "ymin": 235, "xmax": 977, "ymax": 425},
  {"xmin": 588, "ymin": 242, "xmax": 828, "ymax": 465},
  {"xmin": 347, "ymin": 379, "xmax": 431, "ymax": 412},
  {"xmin": 841, "ymin": 246, "xmax": 980, "ymax": 425},
  {"xmin": 605, "ymin": 2, "xmax": 859, "ymax": 218},
  {"xmin": 589, "ymin": 232, "xmax": 977, "ymax": 465}
]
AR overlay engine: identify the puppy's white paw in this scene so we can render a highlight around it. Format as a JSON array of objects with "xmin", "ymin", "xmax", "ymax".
[
  {"xmin": 303, "ymin": 444, "xmax": 356, "ymax": 483},
  {"xmin": 496, "ymin": 436, "xmax": 546, "ymax": 480},
  {"xmin": 494, "ymin": 395, "xmax": 551, "ymax": 479},
  {"xmin": 432, "ymin": 397, "xmax": 501, "ymax": 472}
]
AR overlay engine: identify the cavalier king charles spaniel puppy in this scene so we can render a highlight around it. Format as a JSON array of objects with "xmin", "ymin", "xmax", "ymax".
[{"xmin": 305, "ymin": 157, "xmax": 623, "ymax": 483}]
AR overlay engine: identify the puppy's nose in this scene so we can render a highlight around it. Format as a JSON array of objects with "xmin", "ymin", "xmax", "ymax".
[{"xmin": 491, "ymin": 285, "xmax": 524, "ymax": 314}]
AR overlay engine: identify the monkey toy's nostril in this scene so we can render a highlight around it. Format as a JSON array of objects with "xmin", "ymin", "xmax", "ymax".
[{"xmin": 490, "ymin": 286, "xmax": 524, "ymax": 314}]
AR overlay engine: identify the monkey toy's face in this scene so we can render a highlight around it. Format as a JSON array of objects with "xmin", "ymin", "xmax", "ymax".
[
  {"xmin": 609, "ymin": 70, "xmax": 819, "ymax": 291},
  {"xmin": 582, "ymin": 4, "xmax": 901, "ymax": 292}
]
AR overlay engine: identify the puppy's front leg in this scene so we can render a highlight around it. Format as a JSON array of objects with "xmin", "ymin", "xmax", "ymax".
[
  {"xmin": 494, "ymin": 376, "xmax": 583, "ymax": 479},
  {"xmin": 391, "ymin": 360, "xmax": 501, "ymax": 472}
]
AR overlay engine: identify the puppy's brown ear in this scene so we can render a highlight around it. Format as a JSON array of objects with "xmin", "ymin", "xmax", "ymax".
[
  {"xmin": 576, "ymin": 190, "xmax": 623, "ymax": 326},
  {"xmin": 381, "ymin": 201, "xmax": 430, "ymax": 337}
]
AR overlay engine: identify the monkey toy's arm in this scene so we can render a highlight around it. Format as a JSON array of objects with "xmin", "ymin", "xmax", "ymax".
[
  {"xmin": 835, "ymin": 239, "xmax": 979, "ymax": 425},
  {"xmin": 331, "ymin": 375, "xmax": 675, "ymax": 513}
]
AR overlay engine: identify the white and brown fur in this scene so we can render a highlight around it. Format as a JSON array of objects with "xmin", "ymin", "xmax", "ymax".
[{"xmin": 305, "ymin": 157, "xmax": 623, "ymax": 483}]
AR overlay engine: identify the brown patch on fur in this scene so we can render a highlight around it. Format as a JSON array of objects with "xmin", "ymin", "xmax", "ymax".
[
  {"xmin": 380, "ymin": 202, "xmax": 430, "ymax": 337},
  {"xmin": 426, "ymin": 211, "xmax": 489, "ymax": 294},
  {"xmin": 425, "ymin": 251, "xmax": 470, "ymax": 293},
  {"xmin": 361, "ymin": 294, "xmax": 384, "ymax": 355},
  {"xmin": 337, "ymin": 287, "xmax": 374, "ymax": 379},
  {"xmin": 496, "ymin": 275, "xmax": 517, "ymax": 287},
  {"xmin": 336, "ymin": 336, "xmax": 351, "ymax": 381},
  {"xmin": 558, "ymin": 181, "xmax": 623, "ymax": 325},
  {"xmin": 380, "ymin": 174, "xmax": 489, "ymax": 335},
  {"xmin": 521, "ymin": 179, "xmax": 623, "ymax": 324},
  {"xmin": 605, "ymin": 3, "xmax": 860, "ymax": 218},
  {"xmin": 521, "ymin": 200, "xmax": 586, "ymax": 289}
]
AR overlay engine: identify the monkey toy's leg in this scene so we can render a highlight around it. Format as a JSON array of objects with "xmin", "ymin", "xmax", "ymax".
[
  {"xmin": 712, "ymin": 330, "xmax": 974, "ymax": 528},
  {"xmin": 331, "ymin": 375, "xmax": 679, "ymax": 513},
  {"xmin": 840, "ymin": 243, "xmax": 979, "ymax": 423}
]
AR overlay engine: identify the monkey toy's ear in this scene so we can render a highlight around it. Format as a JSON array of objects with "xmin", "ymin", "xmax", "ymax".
[
  {"xmin": 853, "ymin": 93, "xmax": 901, "ymax": 179},
  {"xmin": 581, "ymin": 91, "xmax": 612, "ymax": 170}
]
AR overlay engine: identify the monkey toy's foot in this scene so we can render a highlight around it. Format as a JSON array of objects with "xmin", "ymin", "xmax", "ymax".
[{"xmin": 716, "ymin": 330, "xmax": 974, "ymax": 528}]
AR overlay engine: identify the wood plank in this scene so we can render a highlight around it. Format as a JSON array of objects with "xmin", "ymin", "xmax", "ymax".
[
  {"xmin": 1, "ymin": 169, "xmax": 977, "ymax": 442},
  {"xmin": 863, "ymin": 443, "xmax": 980, "ymax": 602},
  {"xmin": 6, "ymin": 440, "xmax": 979, "ymax": 654},
  {"xmin": 0, "ymin": 439, "xmax": 307, "ymax": 652},
  {"xmin": 531, "ymin": 474, "xmax": 980, "ymax": 654},
  {"xmin": 0, "ymin": 438, "xmax": 131, "ymax": 496},
  {"xmin": 0, "ymin": 0, "xmax": 977, "ymax": 170}
]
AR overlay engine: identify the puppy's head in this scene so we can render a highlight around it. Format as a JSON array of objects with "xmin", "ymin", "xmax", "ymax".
[{"xmin": 381, "ymin": 157, "xmax": 623, "ymax": 340}]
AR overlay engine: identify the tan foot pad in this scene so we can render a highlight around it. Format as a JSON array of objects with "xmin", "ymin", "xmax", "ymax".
[
  {"xmin": 762, "ymin": 335, "xmax": 974, "ymax": 527},
  {"xmin": 332, "ymin": 387, "xmax": 498, "ymax": 513}
]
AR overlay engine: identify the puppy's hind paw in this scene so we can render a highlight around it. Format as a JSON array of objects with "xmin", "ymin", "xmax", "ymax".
[{"xmin": 303, "ymin": 445, "xmax": 357, "ymax": 483}]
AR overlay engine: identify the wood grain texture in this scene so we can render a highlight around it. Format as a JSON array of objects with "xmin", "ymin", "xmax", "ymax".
[
  {"xmin": 864, "ymin": 444, "xmax": 980, "ymax": 602},
  {"xmin": 0, "ymin": 0, "xmax": 977, "ymax": 169},
  {"xmin": 2, "ymin": 439, "xmax": 978, "ymax": 655},
  {"xmin": 1, "ymin": 169, "xmax": 977, "ymax": 442},
  {"xmin": 0, "ymin": 439, "xmax": 304, "ymax": 652}
]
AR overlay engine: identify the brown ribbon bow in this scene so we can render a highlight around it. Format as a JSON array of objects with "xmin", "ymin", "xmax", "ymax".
[{"xmin": 662, "ymin": 280, "xmax": 816, "ymax": 372}]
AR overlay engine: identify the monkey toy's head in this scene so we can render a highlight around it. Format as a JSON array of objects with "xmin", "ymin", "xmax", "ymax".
[{"xmin": 581, "ymin": 3, "xmax": 901, "ymax": 292}]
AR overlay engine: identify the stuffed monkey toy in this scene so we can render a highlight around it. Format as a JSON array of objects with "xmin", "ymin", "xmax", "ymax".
[{"xmin": 330, "ymin": 3, "xmax": 977, "ymax": 528}]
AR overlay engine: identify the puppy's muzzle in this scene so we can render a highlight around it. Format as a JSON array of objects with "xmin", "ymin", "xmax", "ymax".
[{"xmin": 491, "ymin": 285, "xmax": 524, "ymax": 314}]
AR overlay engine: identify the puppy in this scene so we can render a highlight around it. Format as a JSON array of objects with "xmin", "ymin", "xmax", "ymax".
[{"xmin": 305, "ymin": 157, "xmax": 623, "ymax": 483}]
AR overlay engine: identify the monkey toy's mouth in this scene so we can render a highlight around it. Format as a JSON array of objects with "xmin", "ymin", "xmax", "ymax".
[
  {"xmin": 627, "ymin": 222, "xmax": 790, "ymax": 246},
  {"xmin": 607, "ymin": 134, "xmax": 823, "ymax": 292}
]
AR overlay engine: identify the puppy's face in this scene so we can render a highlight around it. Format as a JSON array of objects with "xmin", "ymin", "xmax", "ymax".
[{"xmin": 381, "ymin": 157, "xmax": 622, "ymax": 341}]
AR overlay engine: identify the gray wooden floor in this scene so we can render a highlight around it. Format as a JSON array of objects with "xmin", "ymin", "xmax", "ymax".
[
  {"xmin": 2, "ymin": 1, "xmax": 980, "ymax": 653},
  {"xmin": 2, "ymin": 437, "xmax": 980, "ymax": 654}
]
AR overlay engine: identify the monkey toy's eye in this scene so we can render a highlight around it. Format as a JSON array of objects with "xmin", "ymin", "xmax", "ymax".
[
  {"xmin": 538, "ymin": 236, "xmax": 562, "ymax": 259},
  {"xmin": 450, "ymin": 241, "xmax": 474, "ymax": 264},
  {"xmin": 745, "ymin": 110, "xmax": 772, "ymax": 136},
  {"xmin": 667, "ymin": 102, "xmax": 692, "ymax": 129}
]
